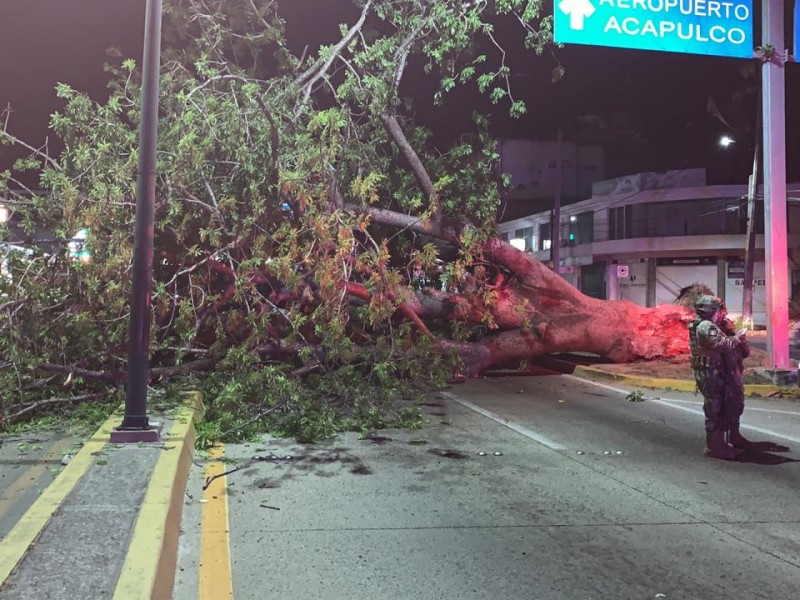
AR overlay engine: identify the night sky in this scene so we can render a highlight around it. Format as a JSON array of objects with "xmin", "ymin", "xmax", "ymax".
[{"xmin": 2, "ymin": 0, "xmax": 799, "ymax": 187}]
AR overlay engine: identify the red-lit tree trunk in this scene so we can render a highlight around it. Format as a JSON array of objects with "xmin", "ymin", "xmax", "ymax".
[{"xmin": 358, "ymin": 208, "xmax": 693, "ymax": 375}]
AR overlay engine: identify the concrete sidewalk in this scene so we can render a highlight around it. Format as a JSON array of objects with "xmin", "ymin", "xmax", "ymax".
[
  {"xmin": 0, "ymin": 359, "xmax": 795, "ymax": 600},
  {"xmin": 0, "ymin": 392, "xmax": 202, "ymax": 600}
]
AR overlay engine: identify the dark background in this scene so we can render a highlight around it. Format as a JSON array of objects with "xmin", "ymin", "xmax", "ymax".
[{"xmin": 1, "ymin": 0, "xmax": 798, "ymax": 187}]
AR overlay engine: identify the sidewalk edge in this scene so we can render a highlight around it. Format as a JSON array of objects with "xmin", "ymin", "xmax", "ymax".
[
  {"xmin": 112, "ymin": 390, "xmax": 204, "ymax": 600},
  {"xmin": 573, "ymin": 365, "xmax": 797, "ymax": 398},
  {"xmin": 0, "ymin": 410, "xmax": 119, "ymax": 585}
]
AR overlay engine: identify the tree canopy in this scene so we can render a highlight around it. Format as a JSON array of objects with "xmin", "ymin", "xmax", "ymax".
[{"xmin": 0, "ymin": 0, "xmax": 689, "ymax": 441}]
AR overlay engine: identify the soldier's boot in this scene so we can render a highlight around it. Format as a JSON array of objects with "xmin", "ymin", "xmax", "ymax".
[
  {"xmin": 704, "ymin": 429, "xmax": 741, "ymax": 460},
  {"xmin": 727, "ymin": 422, "xmax": 753, "ymax": 449}
]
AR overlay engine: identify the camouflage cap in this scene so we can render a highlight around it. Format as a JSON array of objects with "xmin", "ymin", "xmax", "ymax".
[{"xmin": 694, "ymin": 294, "xmax": 723, "ymax": 317}]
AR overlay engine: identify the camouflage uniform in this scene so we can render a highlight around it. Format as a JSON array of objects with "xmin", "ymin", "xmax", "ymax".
[
  {"xmin": 688, "ymin": 296, "xmax": 747, "ymax": 458},
  {"xmin": 719, "ymin": 318, "xmax": 750, "ymax": 429}
]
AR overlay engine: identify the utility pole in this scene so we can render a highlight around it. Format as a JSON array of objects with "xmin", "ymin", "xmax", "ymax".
[
  {"xmin": 551, "ymin": 130, "xmax": 563, "ymax": 274},
  {"xmin": 761, "ymin": 0, "xmax": 791, "ymax": 370},
  {"xmin": 742, "ymin": 74, "xmax": 761, "ymax": 327},
  {"xmin": 112, "ymin": 0, "xmax": 163, "ymax": 442}
]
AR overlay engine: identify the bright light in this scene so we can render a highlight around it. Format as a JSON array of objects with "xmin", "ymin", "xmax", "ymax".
[
  {"xmin": 69, "ymin": 229, "xmax": 91, "ymax": 263},
  {"xmin": 509, "ymin": 238, "xmax": 526, "ymax": 251},
  {"xmin": 569, "ymin": 215, "xmax": 577, "ymax": 222},
  {"xmin": 719, "ymin": 135, "xmax": 735, "ymax": 147}
]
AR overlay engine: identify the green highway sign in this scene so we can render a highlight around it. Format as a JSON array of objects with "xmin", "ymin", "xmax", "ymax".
[{"xmin": 555, "ymin": 0, "xmax": 754, "ymax": 58}]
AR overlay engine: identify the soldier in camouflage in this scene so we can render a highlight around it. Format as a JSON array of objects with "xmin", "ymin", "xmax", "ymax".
[
  {"xmin": 688, "ymin": 295, "xmax": 749, "ymax": 460},
  {"xmin": 718, "ymin": 316, "xmax": 754, "ymax": 449}
]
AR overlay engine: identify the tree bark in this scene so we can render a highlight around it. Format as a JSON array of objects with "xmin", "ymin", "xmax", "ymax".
[
  {"xmin": 357, "ymin": 207, "xmax": 693, "ymax": 374},
  {"xmin": 380, "ymin": 114, "xmax": 436, "ymax": 203}
]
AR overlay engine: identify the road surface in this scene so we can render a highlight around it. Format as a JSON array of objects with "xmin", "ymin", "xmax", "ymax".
[
  {"xmin": 174, "ymin": 368, "xmax": 800, "ymax": 599},
  {"xmin": 0, "ymin": 429, "xmax": 87, "ymax": 541}
]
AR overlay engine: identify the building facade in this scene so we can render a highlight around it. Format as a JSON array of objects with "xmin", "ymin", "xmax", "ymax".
[
  {"xmin": 498, "ymin": 139, "xmax": 605, "ymax": 221},
  {"xmin": 499, "ymin": 169, "xmax": 800, "ymax": 327}
]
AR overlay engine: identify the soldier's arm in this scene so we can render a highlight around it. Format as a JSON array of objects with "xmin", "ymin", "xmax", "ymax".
[
  {"xmin": 740, "ymin": 338, "xmax": 751, "ymax": 358},
  {"xmin": 697, "ymin": 322, "xmax": 741, "ymax": 353}
]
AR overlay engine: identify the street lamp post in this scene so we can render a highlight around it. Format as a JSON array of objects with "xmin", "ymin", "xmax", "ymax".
[{"xmin": 112, "ymin": 0, "xmax": 163, "ymax": 442}]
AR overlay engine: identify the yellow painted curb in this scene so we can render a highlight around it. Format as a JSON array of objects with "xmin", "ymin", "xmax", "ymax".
[
  {"xmin": 574, "ymin": 365, "xmax": 800, "ymax": 399},
  {"xmin": 573, "ymin": 365, "xmax": 697, "ymax": 392},
  {"xmin": 743, "ymin": 384, "xmax": 800, "ymax": 399},
  {"xmin": 0, "ymin": 410, "xmax": 119, "ymax": 585},
  {"xmin": 113, "ymin": 390, "xmax": 204, "ymax": 600}
]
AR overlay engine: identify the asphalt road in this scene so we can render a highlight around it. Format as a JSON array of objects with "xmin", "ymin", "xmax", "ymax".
[
  {"xmin": 174, "ymin": 370, "xmax": 800, "ymax": 600},
  {"xmin": 0, "ymin": 429, "xmax": 86, "ymax": 541}
]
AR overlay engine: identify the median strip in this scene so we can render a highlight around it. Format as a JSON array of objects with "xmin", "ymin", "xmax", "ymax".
[{"xmin": 113, "ymin": 390, "xmax": 203, "ymax": 600}]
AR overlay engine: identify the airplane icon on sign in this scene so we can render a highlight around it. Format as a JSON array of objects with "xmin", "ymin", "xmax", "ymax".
[{"xmin": 559, "ymin": 0, "xmax": 596, "ymax": 30}]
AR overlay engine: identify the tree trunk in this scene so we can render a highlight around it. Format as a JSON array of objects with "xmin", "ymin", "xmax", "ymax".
[{"xmin": 359, "ymin": 209, "xmax": 693, "ymax": 374}]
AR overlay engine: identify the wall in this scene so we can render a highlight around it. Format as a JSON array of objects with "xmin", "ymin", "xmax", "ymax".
[
  {"xmin": 591, "ymin": 169, "xmax": 707, "ymax": 197},
  {"xmin": 655, "ymin": 263, "xmax": 718, "ymax": 305},
  {"xmin": 724, "ymin": 260, "xmax": 767, "ymax": 325},
  {"xmin": 617, "ymin": 260, "xmax": 648, "ymax": 305},
  {"xmin": 500, "ymin": 139, "xmax": 604, "ymax": 202}
]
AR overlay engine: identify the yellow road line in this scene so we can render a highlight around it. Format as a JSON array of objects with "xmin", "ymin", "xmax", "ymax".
[
  {"xmin": 0, "ymin": 436, "xmax": 75, "ymax": 521},
  {"xmin": 0, "ymin": 412, "xmax": 118, "ymax": 585},
  {"xmin": 199, "ymin": 444, "xmax": 233, "ymax": 600},
  {"xmin": 113, "ymin": 391, "xmax": 203, "ymax": 600}
]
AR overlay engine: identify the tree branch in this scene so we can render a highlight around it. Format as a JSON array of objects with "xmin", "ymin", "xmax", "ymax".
[
  {"xmin": 391, "ymin": 12, "xmax": 429, "ymax": 95},
  {"xmin": 293, "ymin": 0, "xmax": 374, "ymax": 118},
  {"xmin": 0, "ymin": 129, "xmax": 60, "ymax": 171},
  {"xmin": 41, "ymin": 363, "xmax": 120, "ymax": 383},
  {"xmin": 344, "ymin": 282, "xmax": 432, "ymax": 337},
  {"xmin": 379, "ymin": 114, "xmax": 436, "ymax": 202},
  {"xmin": 349, "ymin": 204, "xmax": 460, "ymax": 243},
  {"xmin": 2, "ymin": 391, "xmax": 111, "ymax": 425}
]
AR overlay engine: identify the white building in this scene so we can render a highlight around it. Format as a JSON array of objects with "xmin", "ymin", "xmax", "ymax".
[{"xmin": 499, "ymin": 168, "xmax": 800, "ymax": 327}]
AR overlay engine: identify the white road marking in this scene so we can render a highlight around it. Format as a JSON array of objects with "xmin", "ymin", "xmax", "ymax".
[
  {"xmin": 646, "ymin": 396, "xmax": 800, "ymax": 417},
  {"xmin": 441, "ymin": 392, "xmax": 567, "ymax": 451},
  {"xmin": 567, "ymin": 375, "xmax": 800, "ymax": 446}
]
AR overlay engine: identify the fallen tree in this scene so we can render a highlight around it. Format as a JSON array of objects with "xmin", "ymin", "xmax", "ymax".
[{"xmin": 0, "ymin": 0, "xmax": 692, "ymax": 435}]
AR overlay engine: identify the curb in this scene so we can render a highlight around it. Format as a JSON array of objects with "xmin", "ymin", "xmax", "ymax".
[
  {"xmin": 572, "ymin": 365, "xmax": 697, "ymax": 393},
  {"xmin": 572, "ymin": 365, "xmax": 800, "ymax": 399},
  {"xmin": 113, "ymin": 390, "xmax": 204, "ymax": 600}
]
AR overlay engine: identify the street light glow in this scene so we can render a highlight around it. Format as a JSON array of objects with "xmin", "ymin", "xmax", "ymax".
[{"xmin": 719, "ymin": 135, "xmax": 735, "ymax": 147}]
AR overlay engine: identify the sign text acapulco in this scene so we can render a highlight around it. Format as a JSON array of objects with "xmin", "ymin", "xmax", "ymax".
[{"xmin": 555, "ymin": 0, "xmax": 754, "ymax": 58}]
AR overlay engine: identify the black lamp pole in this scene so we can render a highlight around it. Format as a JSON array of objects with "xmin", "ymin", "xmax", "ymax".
[{"xmin": 118, "ymin": 0, "xmax": 163, "ymax": 432}]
